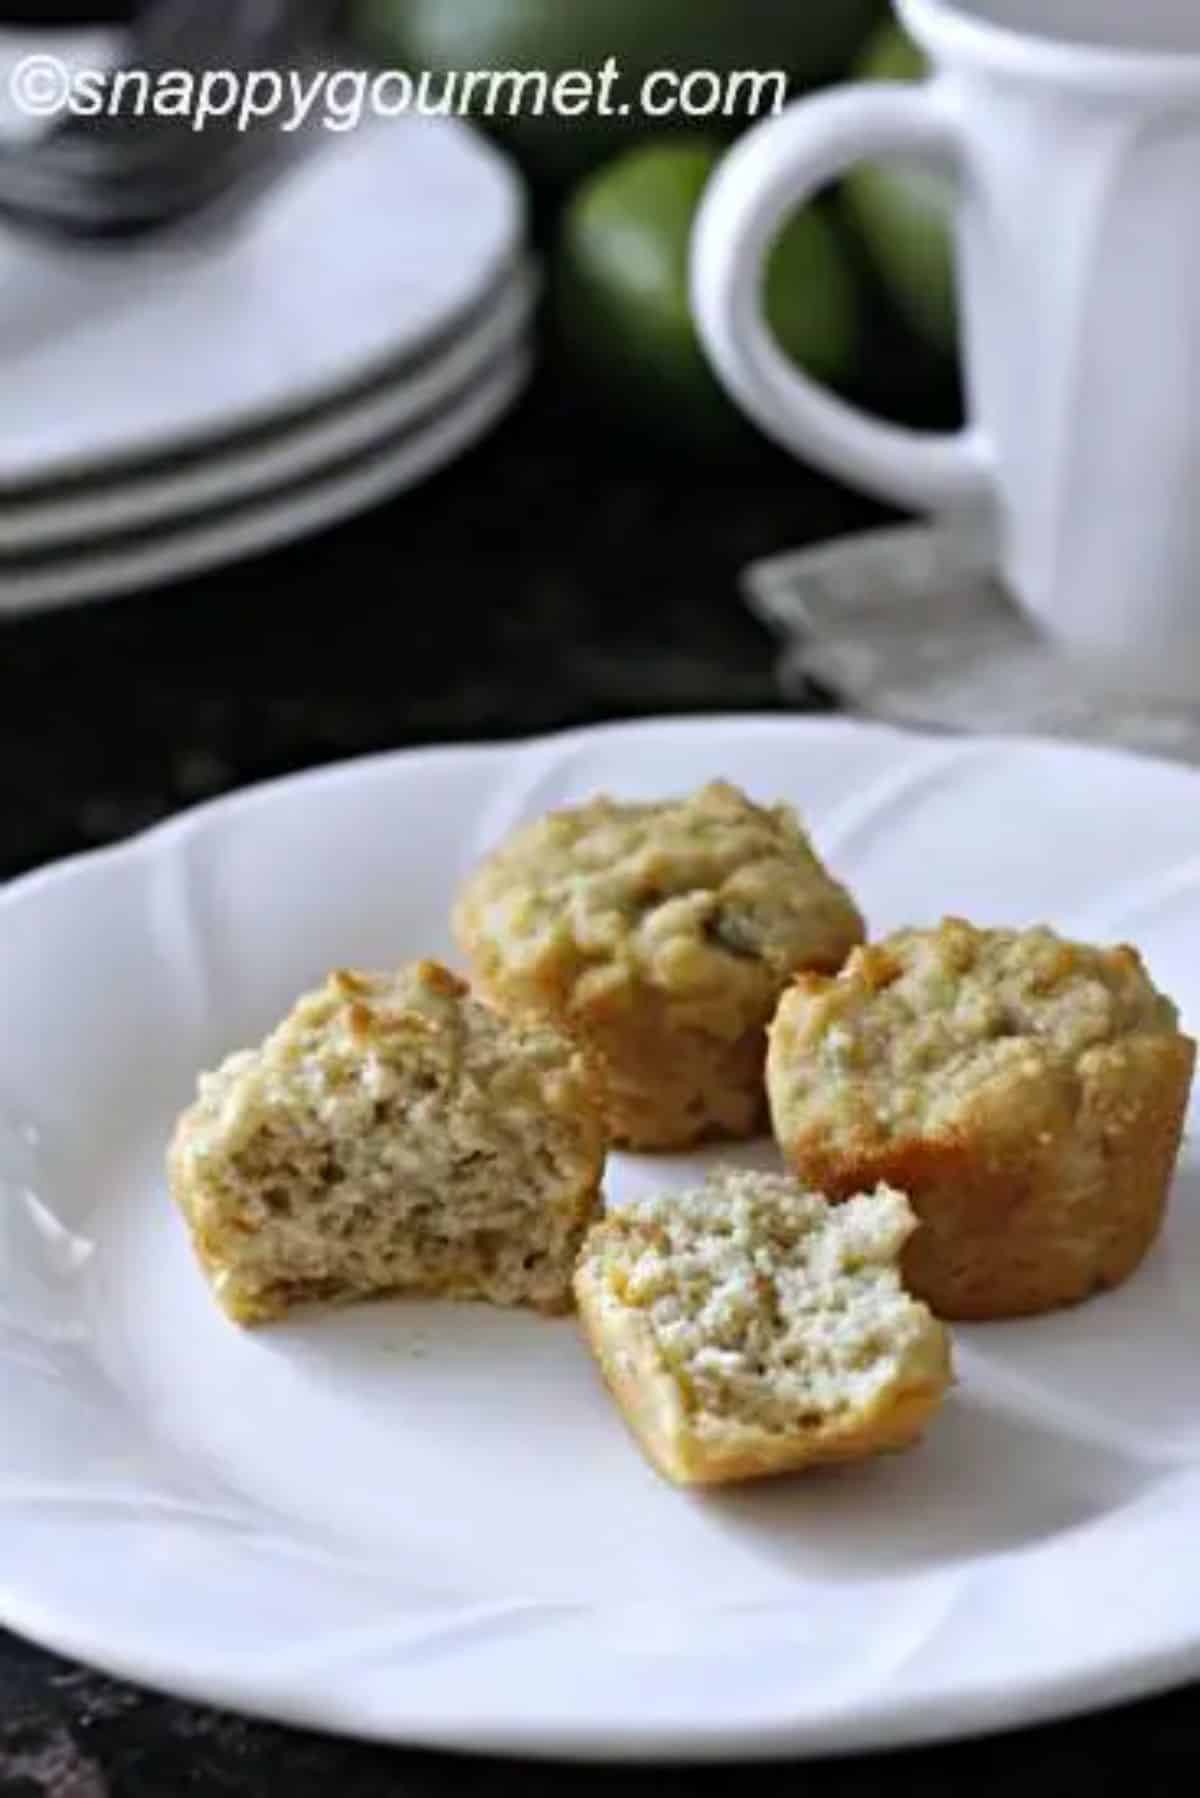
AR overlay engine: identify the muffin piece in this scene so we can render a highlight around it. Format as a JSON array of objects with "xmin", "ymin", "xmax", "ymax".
[
  {"xmin": 453, "ymin": 781, "xmax": 864, "ymax": 1150},
  {"xmin": 768, "ymin": 919, "xmax": 1196, "ymax": 1319},
  {"xmin": 169, "ymin": 960, "xmax": 605, "ymax": 1324},
  {"xmin": 574, "ymin": 1171, "xmax": 950, "ymax": 1486}
]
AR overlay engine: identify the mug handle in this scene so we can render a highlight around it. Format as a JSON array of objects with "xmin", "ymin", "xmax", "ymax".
[{"xmin": 691, "ymin": 82, "xmax": 993, "ymax": 514}]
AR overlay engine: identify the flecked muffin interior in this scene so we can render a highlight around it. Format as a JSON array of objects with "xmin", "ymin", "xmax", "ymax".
[
  {"xmin": 771, "ymin": 919, "xmax": 1183, "ymax": 1152},
  {"xmin": 578, "ymin": 1171, "xmax": 948, "ymax": 1438},
  {"xmin": 169, "ymin": 961, "xmax": 606, "ymax": 1323}
]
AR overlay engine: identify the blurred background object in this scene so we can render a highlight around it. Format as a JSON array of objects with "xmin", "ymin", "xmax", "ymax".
[
  {"xmin": 1, "ymin": 0, "xmax": 963, "ymax": 592},
  {"xmin": 343, "ymin": 0, "xmax": 959, "ymax": 461},
  {"xmin": 350, "ymin": 0, "xmax": 886, "ymax": 186},
  {"xmin": 0, "ymin": 0, "xmax": 337, "ymax": 237},
  {"xmin": 555, "ymin": 136, "xmax": 859, "ymax": 455},
  {"xmin": 842, "ymin": 18, "xmax": 956, "ymax": 358},
  {"xmin": 746, "ymin": 521, "xmax": 1200, "ymax": 761},
  {"xmin": 0, "ymin": 2, "xmax": 135, "ymax": 17},
  {"xmin": 0, "ymin": 5, "xmax": 531, "ymax": 607},
  {"xmin": 0, "ymin": 0, "xmax": 970, "ymax": 817}
]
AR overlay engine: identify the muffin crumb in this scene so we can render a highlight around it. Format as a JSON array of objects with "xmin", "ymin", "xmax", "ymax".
[
  {"xmin": 169, "ymin": 960, "xmax": 606, "ymax": 1324},
  {"xmin": 574, "ymin": 1169, "xmax": 950, "ymax": 1485}
]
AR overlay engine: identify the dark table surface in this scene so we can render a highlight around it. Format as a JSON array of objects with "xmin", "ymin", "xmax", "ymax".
[{"xmin": 1, "ymin": 372, "xmax": 1197, "ymax": 1793}]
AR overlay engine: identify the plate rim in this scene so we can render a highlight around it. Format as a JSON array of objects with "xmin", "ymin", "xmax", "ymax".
[
  {"xmin": 5, "ymin": 709, "xmax": 1198, "ymax": 912},
  {"xmin": 0, "ymin": 349, "xmax": 531, "ymax": 616},
  {"xmin": 4, "ymin": 261, "xmax": 538, "ymax": 557},
  {"xmin": 0, "ymin": 117, "xmax": 526, "ymax": 493},
  {"xmin": 1, "ymin": 1572, "xmax": 1198, "ymax": 1764}
]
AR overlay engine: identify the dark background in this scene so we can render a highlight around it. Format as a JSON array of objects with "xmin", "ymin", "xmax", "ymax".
[{"xmin": 0, "ymin": 365, "xmax": 882, "ymax": 883}]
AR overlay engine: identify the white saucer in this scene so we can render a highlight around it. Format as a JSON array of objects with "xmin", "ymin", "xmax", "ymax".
[
  {"xmin": 4, "ymin": 262, "xmax": 536, "ymax": 557},
  {"xmin": 0, "ymin": 348, "xmax": 530, "ymax": 614},
  {"xmin": 1, "ymin": 715, "xmax": 1198, "ymax": 1757},
  {"xmin": 0, "ymin": 114, "xmax": 524, "ymax": 491}
]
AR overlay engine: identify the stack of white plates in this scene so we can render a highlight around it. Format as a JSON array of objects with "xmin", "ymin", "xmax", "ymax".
[{"xmin": 0, "ymin": 113, "xmax": 532, "ymax": 613}]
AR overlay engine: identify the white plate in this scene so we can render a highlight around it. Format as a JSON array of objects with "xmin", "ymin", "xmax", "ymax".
[
  {"xmin": 0, "ymin": 114, "xmax": 523, "ymax": 490},
  {"xmin": 0, "ymin": 347, "xmax": 530, "ymax": 615},
  {"xmin": 4, "ymin": 262, "xmax": 537, "ymax": 557},
  {"xmin": 1, "ymin": 715, "xmax": 1198, "ymax": 1760}
]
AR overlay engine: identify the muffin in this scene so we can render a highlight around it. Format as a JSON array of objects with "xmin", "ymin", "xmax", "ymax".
[
  {"xmin": 453, "ymin": 781, "xmax": 864, "ymax": 1149},
  {"xmin": 169, "ymin": 960, "xmax": 606, "ymax": 1324},
  {"xmin": 574, "ymin": 1171, "xmax": 951, "ymax": 1486},
  {"xmin": 767, "ymin": 919, "xmax": 1195, "ymax": 1319}
]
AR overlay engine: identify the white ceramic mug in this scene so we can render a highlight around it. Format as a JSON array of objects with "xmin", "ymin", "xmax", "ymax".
[{"xmin": 692, "ymin": 0, "xmax": 1200, "ymax": 701}]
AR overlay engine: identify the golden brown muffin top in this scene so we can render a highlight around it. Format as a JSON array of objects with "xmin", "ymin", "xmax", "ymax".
[
  {"xmin": 455, "ymin": 781, "xmax": 864, "ymax": 1035},
  {"xmin": 179, "ymin": 959, "xmax": 602, "ymax": 1165},
  {"xmin": 769, "ymin": 917, "xmax": 1184, "ymax": 1142}
]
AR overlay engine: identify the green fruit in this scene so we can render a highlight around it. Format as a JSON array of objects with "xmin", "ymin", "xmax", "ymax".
[
  {"xmin": 350, "ymin": 0, "xmax": 883, "ymax": 185},
  {"xmin": 843, "ymin": 22, "xmax": 957, "ymax": 355},
  {"xmin": 557, "ymin": 138, "xmax": 859, "ymax": 450}
]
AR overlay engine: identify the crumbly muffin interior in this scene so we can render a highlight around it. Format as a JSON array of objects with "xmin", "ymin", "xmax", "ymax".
[
  {"xmin": 456, "ymin": 780, "xmax": 864, "ymax": 1038},
  {"xmin": 173, "ymin": 964, "xmax": 604, "ymax": 1317},
  {"xmin": 773, "ymin": 919, "xmax": 1181, "ymax": 1144},
  {"xmin": 579, "ymin": 1172, "xmax": 944, "ymax": 1436}
]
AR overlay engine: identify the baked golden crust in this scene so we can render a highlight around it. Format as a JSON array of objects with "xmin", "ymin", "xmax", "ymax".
[
  {"xmin": 573, "ymin": 1173, "xmax": 951, "ymax": 1487},
  {"xmin": 575, "ymin": 1273, "xmax": 948, "ymax": 1484},
  {"xmin": 169, "ymin": 960, "xmax": 606, "ymax": 1324},
  {"xmin": 767, "ymin": 920, "xmax": 1196, "ymax": 1319},
  {"xmin": 454, "ymin": 781, "xmax": 864, "ymax": 1149}
]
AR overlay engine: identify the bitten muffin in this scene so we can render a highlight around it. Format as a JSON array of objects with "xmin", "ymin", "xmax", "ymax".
[
  {"xmin": 169, "ymin": 960, "xmax": 606, "ymax": 1324},
  {"xmin": 574, "ymin": 1171, "xmax": 951, "ymax": 1486},
  {"xmin": 767, "ymin": 919, "xmax": 1196, "ymax": 1319},
  {"xmin": 453, "ymin": 781, "xmax": 864, "ymax": 1149}
]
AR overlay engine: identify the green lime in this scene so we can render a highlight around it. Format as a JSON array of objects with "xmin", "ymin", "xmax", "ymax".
[
  {"xmin": 842, "ymin": 22, "xmax": 957, "ymax": 356},
  {"xmin": 556, "ymin": 137, "xmax": 860, "ymax": 450},
  {"xmin": 350, "ymin": 0, "xmax": 883, "ymax": 185}
]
